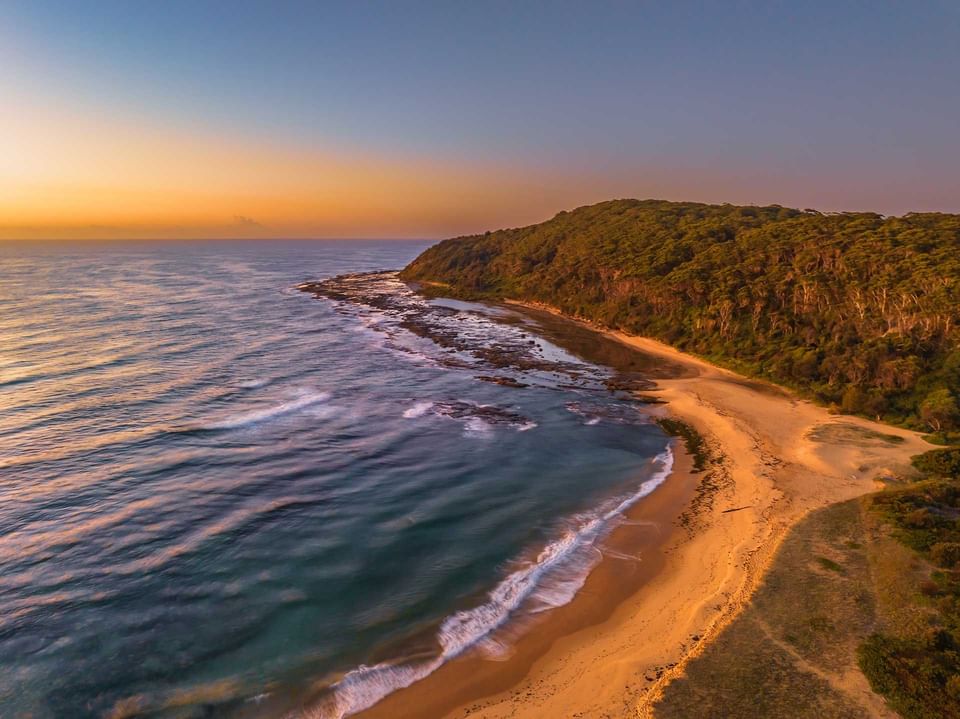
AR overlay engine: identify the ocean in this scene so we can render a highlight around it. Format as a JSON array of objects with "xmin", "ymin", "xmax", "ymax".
[{"xmin": 0, "ymin": 241, "xmax": 672, "ymax": 718}]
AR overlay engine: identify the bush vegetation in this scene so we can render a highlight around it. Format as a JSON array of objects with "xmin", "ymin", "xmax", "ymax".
[
  {"xmin": 860, "ymin": 457, "xmax": 960, "ymax": 717},
  {"xmin": 402, "ymin": 199, "xmax": 960, "ymax": 429},
  {"xmin": 912, "ymin": 448, "xmax": 960, "ymax": 477}
]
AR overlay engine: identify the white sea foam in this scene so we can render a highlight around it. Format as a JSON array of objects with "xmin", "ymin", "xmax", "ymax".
[
  {"xmin": 204, "ymin": 391, "xmax": 331, "ymax": 430},
  {"xmin": 462, "ymin": 417, "xmax": 492, "ymax": 435},
  {"xmin": 475, "ymin": 636, "xmax": 514, "ymax": 661},
  {"xmin": 527, "ymin": 561, "xmax": 601, "ymax": 612},
  {"xmin": 238, "ymin": 378, "xmax": 268, "ymax": 389},
  {"xmin": 602, "ymin": 547, "xmax": 641, "ymax": 561},
  {"xmin": 403, "ymin": 400, "xmax": 534, "ymax": 435},
  {"xmin": 401, "ymin": 401, "xmax": 434, "ymax": 419},
  {"xmin": 305, "ymin": 404, "xmax": 341, "ymax": 420},
  {"xmin": 300, "ymin": 447, "xmax": 674, "ymax": 719},
  {"xmin": 315, "ymin": 271, "xmax": 606, "ymax": 386}
]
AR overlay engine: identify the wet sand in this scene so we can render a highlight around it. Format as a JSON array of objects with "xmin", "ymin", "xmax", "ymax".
[
  {"xmin": 355, "ymin": 444, "xmax": 699, "ymax": 719},
  {"xmin": 350, "ymin": 301, "xmax": 933, "ymax": 719}
]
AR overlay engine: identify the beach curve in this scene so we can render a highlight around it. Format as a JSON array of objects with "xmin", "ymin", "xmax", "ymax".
[{"xmin": 352, "ymin": 302, "xmax": 933, "ymax": 719}]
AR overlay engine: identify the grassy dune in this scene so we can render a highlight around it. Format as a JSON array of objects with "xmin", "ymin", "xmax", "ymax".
[{"xmin": 655, "ymin": 448, "xmax": 960, "ymax": 719}]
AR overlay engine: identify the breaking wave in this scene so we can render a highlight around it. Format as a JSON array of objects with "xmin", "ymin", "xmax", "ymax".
[
  {"xmin": 201, "ymin": 391, "xmax": 331, "ymax": 430},
  {"xmin": 299, "ymin": 447, "xmax": 674, "ymax": 718}
]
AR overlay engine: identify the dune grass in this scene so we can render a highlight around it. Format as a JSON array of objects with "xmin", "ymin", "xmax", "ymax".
[
  {"xmin": 654, "ymin": 448, "xmax": 960, "ymax": 718},
  {"xmin": 654, "ymin": 499, "xmax": 883, "ymax": 718}
]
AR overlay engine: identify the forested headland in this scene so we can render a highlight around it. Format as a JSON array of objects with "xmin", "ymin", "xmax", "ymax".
[{"xmin": 401, "ymin": 200, "xmax": 960, "ymax": 432}]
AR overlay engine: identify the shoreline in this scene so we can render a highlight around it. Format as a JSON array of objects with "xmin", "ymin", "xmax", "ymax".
[
  {"xmin": 349, "ymin": 298, "xmax": 933, "ymax": 719},
  {"xmin": 352, "ymin": 441, "xmax": 699, "ymax": 719}
]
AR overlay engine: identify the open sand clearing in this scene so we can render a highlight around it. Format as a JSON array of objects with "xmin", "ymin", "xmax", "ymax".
[{"xmin": 354, "ymin": 314, "xmax": 933, "ymax": 719}]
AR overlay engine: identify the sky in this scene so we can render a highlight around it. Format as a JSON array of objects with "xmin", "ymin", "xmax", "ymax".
[{"xmin": 1, "ymin": 1, "xmax": 959, "ymax": 239}]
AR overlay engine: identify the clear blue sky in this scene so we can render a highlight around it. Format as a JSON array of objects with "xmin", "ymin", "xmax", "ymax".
[{"xmin": 2, "ymin": 1, "xmax": 959, "ymax": 238}]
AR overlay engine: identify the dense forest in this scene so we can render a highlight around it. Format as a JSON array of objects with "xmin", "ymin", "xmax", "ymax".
[{"xmin": 401, "ymin": 199, "xmax": 960, "ymax": 430}]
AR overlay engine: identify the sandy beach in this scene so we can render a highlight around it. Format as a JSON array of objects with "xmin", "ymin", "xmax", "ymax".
[{"xmin": 352, "ymin": 306, "xmax": 933, "ymax": 719}]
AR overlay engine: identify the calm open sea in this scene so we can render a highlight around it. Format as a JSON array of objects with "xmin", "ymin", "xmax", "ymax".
[{"xmin": 0, "ymin": 241, "xmax": 670, "ymax": 718}]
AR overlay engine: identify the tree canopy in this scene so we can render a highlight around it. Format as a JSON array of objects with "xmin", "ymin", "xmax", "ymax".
[{"xmin": 401, "ymin": 199, "xmax": 960, "ymax": 429}]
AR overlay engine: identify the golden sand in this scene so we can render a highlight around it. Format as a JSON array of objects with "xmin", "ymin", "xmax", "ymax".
[{"xmin": 353, "ymin": 311, "xmax": 932, "ymax": 719}]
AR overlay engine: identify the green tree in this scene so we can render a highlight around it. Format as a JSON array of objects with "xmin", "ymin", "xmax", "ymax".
[
  {"xmin": 841, "ymin": 386, "xmax": 866, "ymax": 414},
  {"xmin": 401, "ymin": 199, "xmax": 960, "ymax": 427},
  {"xmin": 920, "ymin": 389, "xmax": 960, "ymax": 432}
]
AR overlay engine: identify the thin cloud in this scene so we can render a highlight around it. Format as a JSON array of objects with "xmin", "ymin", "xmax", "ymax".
[{"xmin": 233, "ymin": 215, "xmax": 263, "ymax": 228}]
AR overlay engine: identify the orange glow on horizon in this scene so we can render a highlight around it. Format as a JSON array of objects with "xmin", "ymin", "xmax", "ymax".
[
  {"xmin": 0, "ymin": 95, "xmax": 584, "ymax": 240},
  {"xmin": 7, "ymin": 84, "xmax": 952, "ymax": 240}
]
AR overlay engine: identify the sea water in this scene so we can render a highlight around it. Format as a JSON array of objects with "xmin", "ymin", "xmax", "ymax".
[{"xmin": 0, "ymin": 241, "xmax": 671, "ymax": 717}]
